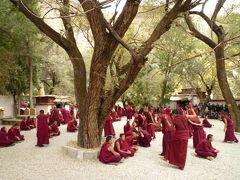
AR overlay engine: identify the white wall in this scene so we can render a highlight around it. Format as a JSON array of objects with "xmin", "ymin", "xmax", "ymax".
[{"xmin": 0, "ymin": 95, "xmax": 14, "ymax": 118}]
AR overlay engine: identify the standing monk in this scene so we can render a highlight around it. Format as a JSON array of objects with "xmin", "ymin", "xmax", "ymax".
[
  {"xmin": 134, "ymin": 112, "xmax": 147, "ymax": 130},
  {"xmin": 50, "ymin": 105, "xmax": 63, "ymax": 126},
  {"xmin": 163, "ymin": 109, "xmax": 195, "ymax": 170},
  {"xmin": 144, "ymin": 108, "xmax": 156, "ymax": 139},
  {"xmin": 99, "ymin": 136, "xmax": 122, "ymax": 164},
  {"xmin": 220, "ymin": 112, "xmax": 238, "ymax": 143},
  {"xmin": 196, "ymin": 134, "xmax": 219, "ymax": 160},
  {"xmin": 36, "ymin": 110, "xmax": 50, "ymax": 147},
  {"xmin": 104, "ymin": 115, "xmax": 115, "ymax": 137},
  {"xmin": 159, "ymin": 110, "xmax": 175, "ymax": 156}
]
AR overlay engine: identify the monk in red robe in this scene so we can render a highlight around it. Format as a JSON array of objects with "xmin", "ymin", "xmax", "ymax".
[
  {"xmin": 124, "ymin": 121, "xmax": 131, "ymax": 134},
  {"xmin": 159, "ymin": 110, "xmax": 175, "ymax": 156},
  {"xmin": 99, "ymin": 136, "xmax": 122, "ymax": 164},
  {"xmin": 196, "ymin": 134, "xmax": 219, "ymax": 160},
  {"xmin": 26, "ymin": 116, "xmax": 36, "ymax": 129},
  {"xmin": 114, "ymin": 134, "xmax": 136, "ymax": 158},
  {"xmin": 49, "ymin": 121, "xmax": 61, "ymax": 137},
  {"xmin": 137, "ymin": 126, "xmax": 152, "ymax": 147},
  {"xmin": 50, "ymin": 106, "xmax": 63, "ymax": 126},
  {"xmin": 104, "ymin": 115, "xmax": 115, "ymax": 137},
  {"xmin": 187, "ymin": 109, "xmax": 206, "ymax": 148},
  {"xmin": 111, "ymin": 110, "xmax": 121, "ymax": 121},
  {"xmin": 163, "ymin": 109, "xmax": 195, "ymax": 170},
  {"xmin": 8, "ymin": 124, "xmax": 24, "ymax": 142},
  {"xmin": 134, "ymin": 113, "xmax": 147, "ymax": 130},
  {"xmin": 117, "ymin": 105, "xmax": 123, "ymax": 117},
  {"xmin": 61, "ymin": 107, "xmax": 71, "ymax": 124},
  {"xmin": 202, "ymin": 115, "xmax": 212, "ymax": 128},
  {"xmin": 67, "ymin": 119, "xmax": 78, "ymax": 132},
  {"xmin": 126, "ymin": 130, "xmax": 138, "ymax": 147},
  {"xmin": 0, "ymin": 127, "xmax": 15, "ymax": 147},
  {"xmin": 144, "ymin": 108, "xmax": 156, "ymax": 138},
  {"xmin": 20, "ymin": 118, "xmax": 31, "ymax": 131},
  {"xmin": 126, "ymin": 105, "xmax": 133, "ymax": 120},
  {"xmin": 70, "ymin": 105, "xmax": 75, "ymax": 119},
  {"xmin": 36, "ymin": 110, "xmax": 50, "ymax": 147},
  {"xmin": 220, "ymin": 113, "xmax": 239, "ymax": 143}
]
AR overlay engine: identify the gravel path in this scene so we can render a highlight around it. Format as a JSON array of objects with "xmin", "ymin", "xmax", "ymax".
[{"xmin": 0, "ymin": 118, "xmax": 240, "ymax": 180}]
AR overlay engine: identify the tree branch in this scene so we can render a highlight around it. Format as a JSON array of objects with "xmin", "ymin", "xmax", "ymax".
[{"xmin": 211, "ymin": 0, "xmax": 226, "ymax": 22}]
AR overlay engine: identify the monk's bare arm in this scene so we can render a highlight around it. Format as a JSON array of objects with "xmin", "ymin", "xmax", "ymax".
[{"xmin": 108, "ymin": 146, "xmax": 120, "ymax": 156}]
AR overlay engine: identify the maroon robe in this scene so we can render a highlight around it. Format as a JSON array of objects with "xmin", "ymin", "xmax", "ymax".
[
  {"xmin": 26, "ymin": 117, "xmax": 36, "ymax": 128},
  {"xmin": 126, "ymin": 135, "xmax": 138, "ymax": 146},
  {"xmin": 144, "ymin": 111, "xmax": 156, "ymax": 138},
  {"xmin": 203, "ymin": 118, "xmax": 212, "ymax": 128},
  {"xmin": 111, "ymin": 111, "xmax": 121, "ymax": 121},
  {"xmin": 124, "ymin": 122, "xmax": 131, "ymax": 134},
  {"xmin": 189, "ymin": 117, "xmax": 206, "ymax": 148},
  {"xmin": 165, "ymin": 115, "xmax": 189, "ymax": 169},
  {"xmin": 114, "ymin": 138, "xmax": 136, "ymax": 158},
  {"xmin": 104, "ymin": 115, "xmax": 115, "ymax": 137},
  {"xmin": 8, "ymin": 127, "xmax": 24, "ymax": 141},
  {"xmin": 138, "ymin": 129, "xmax": 152, "ymax": 147},
  {"xmin": 195, "ymin": 139, "xmax": 217, "ymax": 158},
  {"xmin": 117, "ymin": 105, "xmax": 123, "ymax": 117},
  {"xmin": 187, "ymin": 109, "xmax": 196, "ymax": 137},
  {"xmin": 37, "ymin": 114, "xmax": 50, "ymax": 145},
  {"xmin": 0, "ymin": 128, "xmax": 14, "ymax": 147},
  {"xmin": 70, "ymin": 106, "xmax": 75, "ymax": 119},
  {"xmin": 50, "ymin": 108, "xmax": 63, "ymax": 126},
  {"xmin": 99, "ymin": 142, "xmax": 122, "ymax": 163},
  {"xmin": 67, "ymin": 120, "xmax": 78, "ymax": 132},
  {"xmin": 125, "ymin": 127, "xmax": 136, "ymax": 137},
  {"xmin": 135, "ymin": 114, "xmax": 147, "ymax": 130},
  {"xmin": 160, "ymin": 114, "xmax": 176, "ymax": 156},
  {"xmin": 50, "ymin": 123, "xmax": 60, "ymax": 136},
  {"xmin": 61, "ymin": 108, "xmax": 71, "ymax": 124},
  {"xmin": 223, "ymin": 115, "xmax": 238, "ymax": 142},
  {"xmin": 20, "ymin": 119, "xmax": 31, "ymax": 131},
  {"xmin": 126, "ymin": 105, "xmax": 133, "ymax": 120}
]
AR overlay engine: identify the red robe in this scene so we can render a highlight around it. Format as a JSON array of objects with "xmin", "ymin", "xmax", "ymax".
[
  {"xmin": 8, "ymin": 127, "xmax": 24, "ymax": 141},
  {"xmin": 117, "ymin": 106, "xmax": 123, "ymax": 117},
  {"xmin": 165, "ymin": 115, "xmax": 189, "ymax": 169},
  {"xmin": 160, "ymin": 114, "xmax": 175, "ymax": 156},
  {"xmin": 70, "ymin": 106, "xmax": 75, "ymax": 119},
  {"xmin": 223, "ymin": 115, "xmax": 238, "ymax": 142},
  {"xmin": 138, "ymin": 129, "xmax": 152, "ymax": 147},
  {"xmin": 191, "ymin": 119, "xmax": 206, "ymax": 148},
  {"xmin": 104, "ymin": 115, "xmax": 115, "ymax": 137},
  {"xmin": 50, "ymin": 108, "xmax": 63, "ymax": 126},
  {"xmin": 99, "ymin": 142, "xmax": 122, "ymax": 163},
  {"xmin": 124, "ymin": 122, "xmax": 131, "ymax": 134},
  {"xmin": 126, "ymin": 135, "xmax": 138, "ymax": 146},
  {"xmin": 203, "ymin": 118, "xmax": 212, "ymax": 128},
  {"xmin": 26, "ymin": 117, "xmax": 36, "ymax": 128},
  {"xmin": 50, "ymin": 123, "xmax": 60, "ymax": 136},
  {"xmin": 114, "ymin": 138, "xmax": 136, "ymax": 158},
  {"xmin": 20, "ymin": 119, "xmax": 31, "ymax": 130},
  {"xmin": 195, "ymin": 139, "xmax": 217, "ymax": 158},
  {"xmin": 0, "ymin": 128, "xmax": 14, "ymax": 147},
  {"xmin": 67, "ymin": 120, "xmax": 78, "ymax": 132},
  {"xmin": 126, "ymin": 105, "xmax": 133, "ymax": 120},
  {"xmin": 111, "ymin": 111, "xmax": 121, "ymax": 121},
  {"xmin": 135, "ymin": 114, "xmax": 147, "ymax": 130},
  {"xmin": 61, "ymin": 108, "xmax": 71, "ymax": 124},
  {"xmin": 125, "ymin": 127, "xmax": 136, "ymax": 137},
  {"xmin": 144, "ymin": 111, "xmax": 156, "ymax": 138},
  {"xmin": 187, "ymin": 109, "xmax": 196, "ymax": 137},
  {"xmin": 37, "ymin": 114, "xmax": 50, "ymax": 145}
]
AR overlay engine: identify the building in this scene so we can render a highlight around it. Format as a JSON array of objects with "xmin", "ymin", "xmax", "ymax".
[{"xmin": 0, "ymin": 95, "xmax": 15, "ymax": 118}]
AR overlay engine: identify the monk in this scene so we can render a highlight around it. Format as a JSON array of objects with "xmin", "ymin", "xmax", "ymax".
[
  {"xmin": 126, "ymin": 130, "xmax": 138, "ymax": 147},
  {"xmin": 8, "ymin": 124, "xmax": 24, "ymax": 142},
  {"xmin": 159, "ymin": 110, "xmax": 175, "ymax": 156},
  {"xmin": 99, "ymin": 136, "xmax": 122, "ymax": 164},
  {"xmin": 126, "ymin": 105, "xmax": 133, "ymax": 120},
  {"xmin": 104, "ymin": 115, "xmax": 115, "ymax": 137},
  {"xmin": 50, "ymin": 106, "xmax": 63, "ymax": 126},
  {"xmin": 134, "ymin": 112, "xmax": 147, "ymax": 130},
  {"xmin": 196, "ymin": 134, "xmax": 219, "ymax": 160},
  {"xmin": 49, "ymin": 121, "xmax": 61, "ymax": 137},
  {"xmin": 124, "ymin": 120, "xmax": 131, "ymax": 134},
  {"xmin": 137, "ymin": 126, "xmax": 152, "ymax": 147},
  {"xmin": 36, "ymin": 110, "xmax": 50, "ymax": 147},
  {"xmin": 67, "ymin": 119, "xmax": 78, "ymax": 132},
  {"xmin": 111, "ymin": 110, "xmax": 121, "ymax": 121},
  {"xmin": 163, "ymin": 109, "xmax": 195, "ymax": 170},
  {"xmin": 187, "ymin": 109, "xmax": 206, "ymax": 148},
  {"xmin": 114, "ymin": 134, "xmax": 136, "ymax": 158},
  {"xmin": 61, "ymin": 107, "xmax": 71, "ymax": 124},
  {"xmin": 202, "ymin": 115, "xmax": 213, "ymax": 128},
  {"xmin": 70, "ymin": 105, "xmax": 75, "ymax": 119},
  {"xmin": 117, "ymin": 105, "xmax": 123, "ymax": 117},
  {"xmin": 0, "ymin": 127, "xmax": 15, "ymax": 147},
  {"xmin": 220, "ymin": 113, "xmax": 239, "ymax": 143},
  {"xmin": 20, "ymin": 118, "xmax": 31, "ymax": 131},
  {"xmin": 26, "ymin": 116, "xmax": 36, "ymax": 129},
  {"xmin": 144, "ymin": 108, "xmax": 156, "ymax": 138}
]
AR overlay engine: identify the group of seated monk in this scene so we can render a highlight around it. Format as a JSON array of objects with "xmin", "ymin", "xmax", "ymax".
[
  {"xmin": 0, "ymin": 124, "xmax": 25, "ymax": 147},
  {"xmin": 20, "ymin": 116, "xmax": 36, "ymax": 131}
]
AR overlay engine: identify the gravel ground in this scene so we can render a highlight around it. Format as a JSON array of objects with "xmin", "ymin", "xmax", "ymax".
[{"xmin": 0, "ymin": 118, "xmax": 240, "ymax": 180}]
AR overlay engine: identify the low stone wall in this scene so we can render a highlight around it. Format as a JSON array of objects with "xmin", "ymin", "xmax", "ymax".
[{"xmin": 62, "ymin": 144, "xmax": 99, "ymax": 160}]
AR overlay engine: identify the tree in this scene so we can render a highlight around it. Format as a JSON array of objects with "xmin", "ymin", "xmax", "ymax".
[
  {"xmin": 9, "ymin": 0, "xmax": 200, "ymax": 148},
  {"xmin": 184, "ymin": 0, "xmax": 240, "ymax": 131}
]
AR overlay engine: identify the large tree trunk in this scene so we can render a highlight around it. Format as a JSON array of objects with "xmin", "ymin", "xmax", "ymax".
[{"xmin": 215, "ymin": 45, "xmax": 240, "ymax": 131}]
